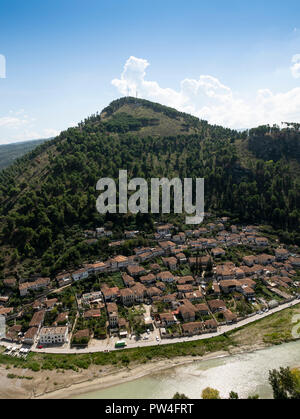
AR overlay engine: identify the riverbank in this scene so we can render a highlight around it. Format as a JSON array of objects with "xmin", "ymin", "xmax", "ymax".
[
  {"xmin": 38, "ymin": 341, "xmax": 272, "ymax": 399},
  {"xmin": 1, "ymin": 303, "xmax": 300, "ymax": 399}
]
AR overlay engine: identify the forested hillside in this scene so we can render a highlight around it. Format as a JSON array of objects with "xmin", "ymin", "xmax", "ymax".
[
  {"xmin": 0, "ymin": 97, "xmax": 299, "ymax": 278},
  {"xmin": 0, "ymin": 138, "xmax": 49, "ymax": 170}
]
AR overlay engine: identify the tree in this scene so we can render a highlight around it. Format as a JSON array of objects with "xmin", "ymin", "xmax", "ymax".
[
  {"xmin": 229, "ymin": 391, "xmax": 239, "ymax": 399},
  {"xmin": 173, "ymin": 392, "xmax": 189, "ymax": 399},
  {"xmin": 201, "ymin": 387, "xmax": 221, "ymax": 399},
  {"xmin": 269, "ymin": 367, "xmax": 300, "ymax": 399}
]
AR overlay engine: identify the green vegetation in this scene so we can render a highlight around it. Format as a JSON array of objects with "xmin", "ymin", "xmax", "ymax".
[
  {"xmin": 7, "ymin": 373, "xmax": 33, "ymax": 380},
  {"xmin": 201, "ymin": 387, "xmax": 221, "ymax": 399},
  {"xmin": 0, "ymin": 97, "xmax": 299, "ymax": 278},
  {"xmin": 269, "ymin": 367, "xmax": 300, "ymax": 399},
  {"xmin": 0, "ymin": 138, "xmax": 49, "ymax": 170}
]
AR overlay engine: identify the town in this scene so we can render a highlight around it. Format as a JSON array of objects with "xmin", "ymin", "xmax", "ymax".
[{"xmin": 1, "ymin": 215, "xmax": 300, "ymax": 356}]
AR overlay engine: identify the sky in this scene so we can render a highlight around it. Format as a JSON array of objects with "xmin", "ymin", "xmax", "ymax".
[{"xmin": 0, "ymin": 0, "xmax": 300, "ymax": 144}]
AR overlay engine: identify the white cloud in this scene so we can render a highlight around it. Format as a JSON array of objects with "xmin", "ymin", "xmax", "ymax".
[
  {"xmin": 0, "ymin": 110, "xmax": 59, "ymax": 145},
  {"xmin": 112, "ymin": 56, "xmax": 300, "ymax": 129},
  {"xmin": 291, "ymin": 54, "xmax": 300, "ymax": 79}
]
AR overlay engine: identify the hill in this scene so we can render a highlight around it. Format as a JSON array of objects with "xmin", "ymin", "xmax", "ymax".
[
  {"xmin": 0, "ymin": 97, "xmax": 299, "ymax": 278},
  {"xmin": 0, "ymin": 138, "xmax": 50, "ymax": 170}
]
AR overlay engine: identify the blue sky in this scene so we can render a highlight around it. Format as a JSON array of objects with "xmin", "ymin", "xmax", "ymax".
[{"xmin": 0, "ymin": 0, "xmax": 300, "ymax": 143}]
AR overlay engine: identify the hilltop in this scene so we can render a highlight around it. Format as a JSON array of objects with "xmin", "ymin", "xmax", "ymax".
[{"xmin": 0, "ymin": 97, "xmax": 299, "ymax": 277}]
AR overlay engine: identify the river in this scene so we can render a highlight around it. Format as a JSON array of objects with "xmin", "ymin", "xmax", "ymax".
[{"xmin": 73, "ymin": 340, "xmax": 300, "ymax": 399}]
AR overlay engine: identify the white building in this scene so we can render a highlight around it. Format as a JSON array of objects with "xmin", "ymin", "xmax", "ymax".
[{"xmin": 39, "ymin": 326, "xmax": 68, "ymax": 345}]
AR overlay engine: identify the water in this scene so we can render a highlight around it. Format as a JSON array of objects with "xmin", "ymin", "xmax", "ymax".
[{"xmin": 74, "ymin": 340, "xmax": 300, "ymax": 399}]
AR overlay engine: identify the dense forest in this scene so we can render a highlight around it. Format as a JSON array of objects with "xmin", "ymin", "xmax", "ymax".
[
  {"xmin": 0, "ymin": 138, "xmax": 49, "ymax": 170},
  {"xmin": 0, "ymin": 97, "xmax": 299, "ymax": 277}
]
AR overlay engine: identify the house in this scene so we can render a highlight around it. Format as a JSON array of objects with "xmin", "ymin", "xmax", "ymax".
[
  {"xmin": 223, "ymin": 309, "xmax": 237, "ymax": 324},
  {"xmin": 184, "ymin": 290, "xmax": 203, "ymax": 302},
  {"xmin": 131, "ymin": 283, "xmax": 146, "ymax": 303},
  {"xmin": 156, "ymin": 271, "xmax": 174, "ymax": 283},
  {"xmin": 156, "ymin": 281, "xmax": 166, "ymax": 291},
  {"xmin": 289, "ymin": 257, "xmax": 300, "ymax": 268},
  {"xmin": 176, "ymin": 253, "xmax": 187, "ymax": 264},
  {"xmin": 151, "ymin": 247, "xmax": 165, "ymax": 258},
  {"xmin": 23, "ymin": 327, "xmax": 38, "ymax": 345},
  {"xmin": 212, "ymin": 282, "xmax": 221, "ymax": 296},
  {"xmin": 208, "ymin": 299, "xmax": 226, "ymax": 313},
  {"xmin": 177, "ymin": 275, "xmax": 194, "ymax": 284},
  {"xmin": 212, "ymin": 247, "xmax": 225, "ymax": 258},
  {"xmin": 5, "ymin": 324, "xmax": 22, "ymax": 342},
  {"xmin": 242, "ymin": 255, "xmax": 256, "ymax": 267},
  {"xmin": 177, "ymin": 284, "xmax": 194, "ymax": 295},
  {"xmin": 107, "ymin": 258, "xmax": 118, "ymax": 272},
  {"xmin": 255, "ymin": 254, "xmax": 275, "ymax": 266},
  {"xmin": 255, "ymin": 237, "xmax": 269, "ymax": 247},
  {"xmin": 275, "ymin": 248, "xmax": 289, "ymax": 261},
  {"xmin": 159, "ymin": 313, "xmax": 176, "ymax": 326},
  {"xmin": 179, "ymin": 304, "xmax": 196, "ymax": 322},
  {"xmin": 0, "ymin": 307, "xmax": 13, "ymax": 317},
  {"xmin": 106, "ymin": 302, "xmax": 118, "ymax": 328},
  {"xmin": 182, "ymin": 321, "xmax": 203, "ymax": 336},
  {"xmin": 206, "ymin": 238, "xmax": 218, "ymax": 248},
  {"xmin": 194, "ymin": 228, "xmax": 208, "ymax": 237},
  {"xmin": 215, "ymin": 264, "xmax": 235, "ymax": 281},
  {"xmin": 163, "ymin": 293, "xmax": 178, "ymax": 303},
  {"xmin": 39, "ymin": 326, "xmax": 68, "ymax": 345},
  {"xmin": 127, "ymin": 265, "xmax": 146, "ymax": 277},
  {"xmin": 120, "ymin": 288, "xmax": 135, "ymax": 306},
  {"xmin": 203, "ymin": 319, "xmax": 218, "ymax": 331},
  {"xmin": 122, "ymin": 273, "xmax": 135, "ymax": 288},
  {"xmin": 134, "ymin": 247, "xmax": 151, "ymax": 256},
  {"xmin": 88, "ymin": 261, "xmax": 109, "ymax": 274},
  {"xmin": 72, "ymin": 268, "xmax": 89, "ymax": 282},
  {"xmin": 194, "ymin": 303, "xmax": 209, "ymax": 315},
  {"xmin": 56, "ymin": 273, "xmax": 72, "ymax": 287},
  {"xmin": 219, "ymin": 280, "xmax": 239, "ymax": 294},
  {"xmin": 140, "ymin": 273, "xmax": 156, "ymax": 286},
  {"xmin": 19, "ymin": 277, "xmax": 51, "ymax": 296},
  {"xmin": 159, "ymin": 241, "xmax": 176, "ymax": 254},
  {"xmin": 147, "ymin": 287, "xmax": 163, "ymax": 298},
  {"xmin": 83, "ymin": 309, "xmax": 101, "ymax": 319},
  {"xmin": 138, "ymin": 252, "xmax": 153, "ymax": 263},
  {"xmin": 156, "ymin": 224, "xmax": 173, "ymax": 236},
  {"xmin": 29, "ymin": 310, "xmax": 45, "ymax": 331},
  {"xmin": 162, "ymin": 257, "xmax": 177, "ymax": 271},
  {"xmin": 172, "ymin": 232, "xmax": 186, "ymax": 244},
  {"xmin": 239, "ymin": 285, "xmax": 255, "ymax": 299},
  {"xmin": 82, "ymin": 291, "xmax": 103, "ymax": 303},
  {"xmin": 101, "ymin": 286, "xmax": 119, "ymax": 302},
  {"xmin": 44, "ymin": 298, "xmax": 58, "ymax": 310}
]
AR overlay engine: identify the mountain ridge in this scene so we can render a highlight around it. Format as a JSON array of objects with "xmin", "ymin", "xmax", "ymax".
[{"xmin": 0, "ymin": 97, "xmax": 299, "ymax": 277}]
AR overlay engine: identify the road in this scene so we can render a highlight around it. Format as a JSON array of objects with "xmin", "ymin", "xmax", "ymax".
[{"xmin": 2, "ymin": 298, "xmax": 298, "ymax": 355}]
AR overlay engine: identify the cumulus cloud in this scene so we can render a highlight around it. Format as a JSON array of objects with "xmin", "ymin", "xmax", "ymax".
[
  {"xmin": 291, "ymin": 54, "xmax": 300, "ymax": 79},
  {"xmin": 112, "ymin": 56, "xmax": 300, "ymax": 129}
]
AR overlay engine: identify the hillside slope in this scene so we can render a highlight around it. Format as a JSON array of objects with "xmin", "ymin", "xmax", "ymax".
[
  {"xmin": 0, "ymin": 97, "xmax": 299, "ymax": 278},
  {"xmin": 0, "ymin": 138, "xmax": 50, "ymax": 170}
]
